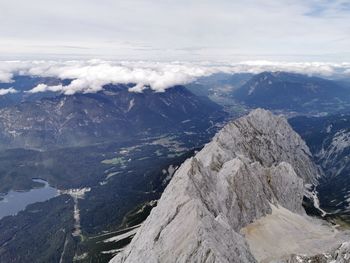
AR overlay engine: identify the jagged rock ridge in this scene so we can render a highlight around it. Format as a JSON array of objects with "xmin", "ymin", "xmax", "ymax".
[{"xmin": 110, "ymin": 109, "xmax": 348, "ymax": 263}]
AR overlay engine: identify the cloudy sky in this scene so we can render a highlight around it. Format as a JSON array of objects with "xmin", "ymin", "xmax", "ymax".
[{"xmin": 0, "ymin": 0, "xmax": 349, "ymax": 61}]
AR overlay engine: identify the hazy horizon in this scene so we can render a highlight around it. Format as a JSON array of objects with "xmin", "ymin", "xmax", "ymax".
[{"xmin": 1, "ymin": 0, "xmax": 349, "ymax": 61}]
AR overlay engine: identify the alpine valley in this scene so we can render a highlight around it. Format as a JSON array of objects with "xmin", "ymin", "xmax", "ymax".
[{"xmin": 1, "ymin": 71, "xmax": 350, "ymax": 263}]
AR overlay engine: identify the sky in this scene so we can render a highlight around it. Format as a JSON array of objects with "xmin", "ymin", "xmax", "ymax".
[{"xmin": 0, "ymin": 0, "xmax": 349, "ymax": 61}]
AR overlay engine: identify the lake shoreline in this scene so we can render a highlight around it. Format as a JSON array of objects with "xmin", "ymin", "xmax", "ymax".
[{"xmin": 0, "ymin": 178, "xmax": 59, "ymax": 219}]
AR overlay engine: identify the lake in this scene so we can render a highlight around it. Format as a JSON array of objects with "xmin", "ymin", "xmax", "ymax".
[{"xmin": 0, "ymin": 179, "xmax": 59, "ymax": 219}]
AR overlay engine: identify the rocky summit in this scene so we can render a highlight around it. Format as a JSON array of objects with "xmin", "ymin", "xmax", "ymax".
[{"xmin": 111, "ymin": 109, "xmax": 350, "ymax": 263}]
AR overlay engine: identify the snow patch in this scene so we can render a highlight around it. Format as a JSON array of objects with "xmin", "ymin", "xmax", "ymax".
[{"xmin": 127, "ymin": 99, "xmax": 135, "ymax": 112}]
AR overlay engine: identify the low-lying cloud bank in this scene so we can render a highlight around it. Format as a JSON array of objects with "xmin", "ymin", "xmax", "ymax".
[
  {"xmin": 0, "ymin": 60, "xmax": 350, "ymax": 95},
  {"xmin": 0, "ymin": 88, "xmax": 17, "ymax": 96}
]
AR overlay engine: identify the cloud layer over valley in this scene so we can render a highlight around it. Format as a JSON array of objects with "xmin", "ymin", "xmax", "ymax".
[{"xmin": 1, "ymin": 60, "xmax": 350, "ymax": 95}]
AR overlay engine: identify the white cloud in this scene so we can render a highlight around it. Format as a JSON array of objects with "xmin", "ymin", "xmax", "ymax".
[
  {"xmin": 0, "ymin": 72, "xmax": 13, "ymax": 83},
  {"xmin": 234, "ymin": 61, "xmax": 350, "ymax": 76},
  {"xmin": 0, "ymin": 87, "xmax": 17, "ymax": 96},
  {"xmin": 0, "ymin": 60, "xmax": 350, "ymax": 95},
  {"xmin": 28, "ymin": 83, "xmax": 63, "ymax": 93},
  {"xmin": 8, "ymin": 60, "xmax": 220, "ymax": 94}
]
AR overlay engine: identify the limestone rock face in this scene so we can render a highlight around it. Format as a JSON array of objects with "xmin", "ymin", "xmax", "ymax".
[
  {"xmin": 195, "ymin": 108, "xmax": 318, "ymax": 184},
  {"xmin": 110, "ymin": 109, "xmax": 326, "ymax": 263}
]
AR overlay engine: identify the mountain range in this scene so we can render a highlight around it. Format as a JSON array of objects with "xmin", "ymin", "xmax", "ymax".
[
  {"xmin": 2, "ymin": 73, "xmax": 350, "ymax": 262},
  {"xmin": 232, "ymin": 71, "xmax": 350, "ymax": 113},
  {"xmin": 290, "ymin": 113, "xmax": 350, "ymax": 221},
  {"xmin": 0, "ymin": 81, "xmax": 225, "ymax": 150},
  {"xmin": 0, "ymin": 76, "xmax": 227, "ymax": 263}
]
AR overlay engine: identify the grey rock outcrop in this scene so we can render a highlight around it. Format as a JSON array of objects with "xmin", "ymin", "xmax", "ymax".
[
  {"xmin": 285, "ymin": 242, "xmax": 350, "ymax": 263},
  {"xmin": 110, "ymin": 109, "xmax": 334, "ymax": 263}
]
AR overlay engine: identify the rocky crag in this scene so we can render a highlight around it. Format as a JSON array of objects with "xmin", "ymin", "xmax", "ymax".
[{"xmin": 111, "ymin": 109, "xmax": 349, "ymax": 263}]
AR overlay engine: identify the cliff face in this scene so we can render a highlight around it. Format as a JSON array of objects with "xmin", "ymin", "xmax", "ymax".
[{"xmin": 110, "ymin": 109, "xmax": 348, "ymax": 263}]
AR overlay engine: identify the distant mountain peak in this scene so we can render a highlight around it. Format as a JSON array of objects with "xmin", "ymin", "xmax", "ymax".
[{"xmin": 232, "ymin": 71, "xmax": 349, "ymax": 113}]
